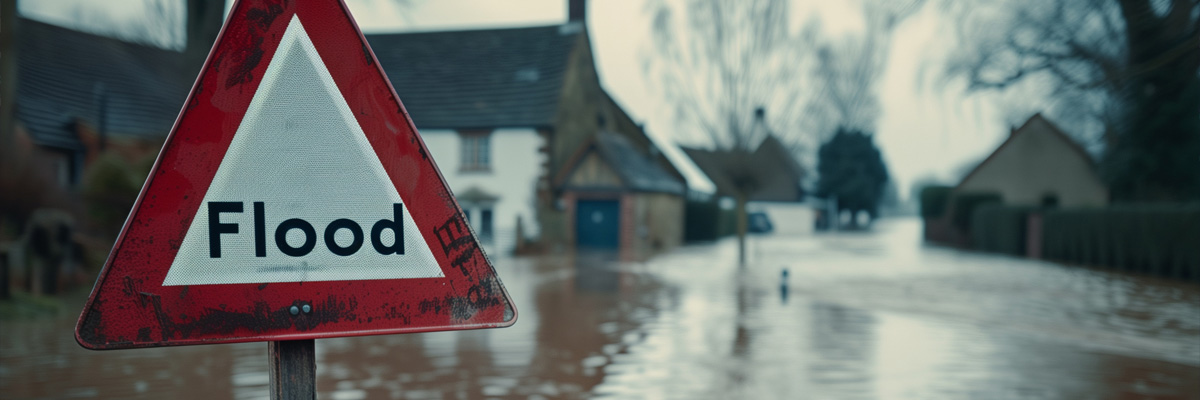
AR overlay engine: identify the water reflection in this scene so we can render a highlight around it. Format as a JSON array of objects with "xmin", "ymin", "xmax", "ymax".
[
  {"xmin": 809, "ymin": 303, "xmax": 875, "ymax": 399},
  {"xmin": 2, "ymin": 218, "xmax": 1198, "ymax": 399}
]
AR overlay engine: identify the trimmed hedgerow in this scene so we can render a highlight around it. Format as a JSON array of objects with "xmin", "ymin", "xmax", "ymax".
[
  {"xmin": 971, "ymin": 205, "xmax": 1039, "ymax": 256},
  {"xmin": 919, "ymin": 185, "xmax": 953, "ymax": 218},
  {"xmin": 950, "ymin": 192, "xmax": 1003, "ymax": 231},
  {"xmin": 1041, "ymin": 205, "xmax": 1200, "ymax": 281}
]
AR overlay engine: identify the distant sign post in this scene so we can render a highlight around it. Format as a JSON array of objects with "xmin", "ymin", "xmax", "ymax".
[{"xmin": 75, "ymin": 0, "xmax": 515, "ymax": 396}]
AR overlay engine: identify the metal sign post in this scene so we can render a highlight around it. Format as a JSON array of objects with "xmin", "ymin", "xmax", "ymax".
[{"xmin": 269, "ymin": 340, "xmax": 316, "ymax": 400}]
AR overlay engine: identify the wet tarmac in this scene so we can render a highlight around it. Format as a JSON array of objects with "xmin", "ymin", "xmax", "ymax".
[{"xmin": 2, "ymin": 218, "xmax": 1198, "ymax": 399}]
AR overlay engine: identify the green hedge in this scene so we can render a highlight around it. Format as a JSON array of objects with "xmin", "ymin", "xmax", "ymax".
[
  {"xmin": 684, "ymin": 198, "xmax": 719, "ymax": 242},
  {"xmin": 1042, "ymin": 205, "xmax": 1200, "ymax": 280},
  {"xmin": 970, "ymin": 205, "xmax": 1039, "ymax": 256},
  {"xmin": 82, "ymin": 154, "xmax": 149, "ymax": 233},
  {"xmin": 919, "ymin": 185, "xmax": 953, "ymax": 218},
  {"xmin": 951, "ymin": 192, "xmax": 1003, "ymax": 231}
]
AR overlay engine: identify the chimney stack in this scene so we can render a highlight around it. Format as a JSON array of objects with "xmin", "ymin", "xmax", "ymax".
[
  {"xmin": 186, "ymin": 0, "xmax": 226, "ymax": 59},
  {"xmin": 568, "ymin": 0, "xmax": 586, "ymax": 22}
]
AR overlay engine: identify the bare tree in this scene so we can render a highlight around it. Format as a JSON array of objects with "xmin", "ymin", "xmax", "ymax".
[
  {"xmin": 944, "ymin": 0, "xmax": 1200, "ymax": 201},
  {"xmin": 645, "ymin": 0, "xmax": 922, "ymax": 263},
  {"xmin": 645, "ymin": 0, "xmax": 818, "ymax": 265},
  {"xmin": 806, "ymin": 0, "xmax": 924, "ymax": 140},
  {"xmin": 646, "ymin": 0, "xmax": 816, "ymax": 152}
]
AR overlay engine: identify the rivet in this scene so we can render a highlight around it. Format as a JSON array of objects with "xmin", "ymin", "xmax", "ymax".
[
  {"xmin": 302, "ymin": 304, "xmax": 312, "ymax": 314},
  {"xmin": 289, "ymin": 305, "xmax": 300, "ymax": 315}
]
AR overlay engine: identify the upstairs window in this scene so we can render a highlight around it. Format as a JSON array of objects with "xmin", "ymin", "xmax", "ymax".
[{"xmin": 460, "ymin": 131, "xmax": 491, "ymax": 171}]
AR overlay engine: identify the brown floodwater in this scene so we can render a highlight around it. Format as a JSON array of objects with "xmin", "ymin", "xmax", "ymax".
[{"xmin": 3, "ymin": 218, "xmax": 1198, "ymax": 399}]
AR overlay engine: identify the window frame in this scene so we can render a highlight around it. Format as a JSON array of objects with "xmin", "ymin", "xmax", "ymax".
[
  {"xmin": 458, "ymin": 130, "xmax": 493, "ymax": 172},
  {"xmin": 479, "ymin": 208, "xmax": 494, "ymax": 240}
]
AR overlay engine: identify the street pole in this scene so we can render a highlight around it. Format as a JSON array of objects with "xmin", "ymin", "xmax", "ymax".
[{"xmin": 269, "ymin": 340, "xmax": 316, "ymax": 400}]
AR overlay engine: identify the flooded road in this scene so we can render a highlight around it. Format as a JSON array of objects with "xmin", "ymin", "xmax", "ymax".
[{"xmin": 3, "ymin": 218, "xmax": 1198, "ymax": 399}]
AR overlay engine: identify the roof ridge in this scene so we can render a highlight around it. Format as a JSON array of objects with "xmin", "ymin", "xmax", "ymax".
[
  {"xmin": 18, "ymin": 16, "xmax": 183, "ymax": 55},
  {"xmin": 956, "ymin": 113, "xmax": 1099, "ymax": 190},
  {"xmin": 365, "ymin": 22, "xmax": 574, "ymax": 37}
]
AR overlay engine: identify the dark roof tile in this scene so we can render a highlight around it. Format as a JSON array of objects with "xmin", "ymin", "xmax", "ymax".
[
  {"xmin": 681, "ymin": 136, "xmax": 805, "ymax": 201},
  {"xmin": 365, "ymin": 23, "xmax": 581, "ymax": 129},
  {"xmin": 16, "ymin": 18, "xmax": 196, "ymax": 150},
  {"xmin": 14, "ymin": 19, "xmax": 583, "ymax": 149},
  {"xmin": 592, "ymin": 131, "xmax": 684, "ymax": 194}
]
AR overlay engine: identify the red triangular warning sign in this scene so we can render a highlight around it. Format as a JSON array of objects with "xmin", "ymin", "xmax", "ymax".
[{"xmin": 76, "ymin": 0, "xmax": 515, "ymax": 350}]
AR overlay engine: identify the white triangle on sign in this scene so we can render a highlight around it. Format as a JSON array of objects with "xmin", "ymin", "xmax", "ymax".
[{"xmin": 162, "ymin": 15, "xmax": 444, "ymax": 286}]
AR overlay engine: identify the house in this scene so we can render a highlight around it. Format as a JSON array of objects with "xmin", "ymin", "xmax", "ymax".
[
  {"xmin": 8, "ymin": 0, "xmax": 686, "ymax": 258},
  {"xmin": 3, "ymin": 1, "xmax": 224, "ymax": 295},
  {"xmin": 9, "ymin": 1, "xmax": 224, "ymax": 188},
  {"xmin": 681, "ymin": 135, "xmax": 806, "ymax": 203},
  {"xmin": 553, "ymin": 130, "xmax": 685, "ymax": 259},
  {"xmin": 642, "ymin": 129, "xmax": 719, "ymax": 243},
  {"xmin": 681, "ymin": 134, "xmax": 808, "ymax": 237},
  {"xmin": 365, "ymin": 0, "xmax": 687, "ymax": 257},
  {"xmin": 954, "ymin": 113, "xmax": 1108, "ymax": 207},
  {"xmin": 645, "ymin": 131, "xmax": 717, "ymax": 201}
]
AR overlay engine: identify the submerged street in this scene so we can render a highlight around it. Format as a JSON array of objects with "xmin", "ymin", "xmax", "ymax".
[{"xmin": 3, "ymin": 218, "xmax": 1198, "ymax": 399}]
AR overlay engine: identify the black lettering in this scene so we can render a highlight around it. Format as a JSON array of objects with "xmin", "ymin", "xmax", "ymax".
[
  {"xmin": 276, "ymin": 218, "xmax": 316, "ymax": 257},
  {"xmin": 432, "ymin": 216, "xmax": 469, "ymax": 257},
  {"xmin": 208, "ymin": 202, "xmax": 242, "ymax": 258},
  {"xmin": 254, "ymin": 201, "xmax": 266, "ymax": 257},
  {"xmin": 325, "ymin": 219, "xmax": 364, "ymax": 256},
  {"xmin": 371, "ymin": 203, "xmax": 405, "ymax": 255}
]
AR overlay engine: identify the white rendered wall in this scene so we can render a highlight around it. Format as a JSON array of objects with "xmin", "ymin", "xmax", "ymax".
[
  {"xmin": 956, "ymin": 118, "xmax": 1108, "ymax": 207},
  {"xmin": 419, "ymin": 128, "xmax": 544, "ymax": 256},
  {"xmin": 749, "ymin": 201, "xmax": 815, "ymax": 236}
]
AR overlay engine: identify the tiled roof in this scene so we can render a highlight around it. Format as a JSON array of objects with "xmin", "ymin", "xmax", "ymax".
[
  {"xmin": 680, "ymin": 146, "xmax": 739, "ymax": 195},
  {"xmin": 592, "ymin": 131, "xmax": 685, "ymax": 194},
  {"xmin": 643, "ymin": 129, "xmax": 717, "ymax": 195},
  {"xmin": 16, "ymin": 18, "xmax": 196, "ymax": 150},
  {"xmin": 14, "ymin": 19, "xmax": 583, "ymax": 150},
  {"xmin": 750, "ymin": 135, "xmax": 806, "ymax": 201},
  {"xmin": 366, "ymin": 23, "xmax": 582, "ymax": 130},
  {"xmin": 681, "ymin": 136, "xmax": 806, "ymax": 202}
]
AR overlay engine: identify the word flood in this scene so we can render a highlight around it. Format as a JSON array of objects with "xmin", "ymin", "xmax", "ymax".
[{"xmin": 207, "ymin": 202, "xmax": 405, "ymax": 258}]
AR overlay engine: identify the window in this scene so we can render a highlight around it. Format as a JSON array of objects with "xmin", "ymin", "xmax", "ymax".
[
  {"xmin": 479, "ymin": 208, "xmax": 494, "ymax": 241},
  {"xmin": 460, "ymin": 131, "xmax": 491, "ymax": 171},
  {"xmin": 53, "ymin": 151, "xmax": 80, "ymax": 189}
]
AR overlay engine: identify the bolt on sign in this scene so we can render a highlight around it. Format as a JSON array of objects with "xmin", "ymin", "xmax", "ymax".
[{"xmin": 75, "ymin": 0, "xmax": 515, "ymax": 349}]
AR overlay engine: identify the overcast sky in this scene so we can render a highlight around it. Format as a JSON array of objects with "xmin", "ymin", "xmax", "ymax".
[{"xmin": 19, "ymin": 0, "xmax": 1014, "ymax": 200}]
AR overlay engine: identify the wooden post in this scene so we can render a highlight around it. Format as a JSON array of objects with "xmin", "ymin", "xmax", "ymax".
[
  {"xmin": 269, "ymin": 340, "xmax": 315, "ymax": 400},
  {"xmin": 0, "ymin": 250, "xmax": 9, "ymax": 300}
]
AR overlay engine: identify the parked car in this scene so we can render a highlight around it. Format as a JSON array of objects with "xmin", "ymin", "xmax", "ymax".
[{"xmin": 748, "ymin": 211, "xmax": 774, "ymax": 234}]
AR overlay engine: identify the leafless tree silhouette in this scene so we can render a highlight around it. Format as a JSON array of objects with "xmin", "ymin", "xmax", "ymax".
[
  {"xmin": 645, "ymin": 0, "xmax": 923, "ymax": 263},
  {"xmin": 807, "ymin": 0, "xmax": 924, "ymax": 140},
  {"xmin": 944, "ymin": 0, "xmax": 1200, "ymax": 200}
]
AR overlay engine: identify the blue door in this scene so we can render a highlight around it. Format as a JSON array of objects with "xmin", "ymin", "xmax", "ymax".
[{"xmin": 576, "ymin": 200, "xmax": 620, "ymax": 250}]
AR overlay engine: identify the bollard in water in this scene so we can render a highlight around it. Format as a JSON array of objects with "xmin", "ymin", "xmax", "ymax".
[{"xmin": 780, "ymin": 267, "xmax": 789, "ymax": 303}]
